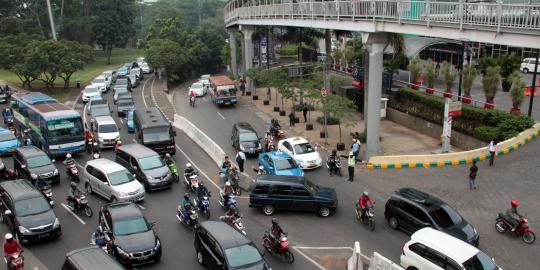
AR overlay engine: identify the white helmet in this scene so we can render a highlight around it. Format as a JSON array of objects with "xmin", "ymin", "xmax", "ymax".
[
  {"xmin": 66, "ymin": 153, "xmax": 72, "ymax": 159},
  {"xmin": 117, "ymin": 140, "xmax": 122, "ymax": 144},
  {"xmin": 165, "ymin": 153, "xmax": 171, "ymax": 158},
  {"xmin": 259, "ymin": 165, "xmax": 264, "ymax": 170},
  {"xmin": 349, "ymin": 151, "xmax": 354, "ymax": 156},
  {"xmin": 93, "ymin": 153, "xmax": 100, "ymax": 159},
  {"xmin": 5, "ymin": 233, "xmax": 13, "ymax": 241},
  {"xmin": 225, "ymin": 181, "xmax": 231, "ymax": 186},
  {"xmin": 186, "ymin": 163, "xmax": 192, "ymax": 168}
]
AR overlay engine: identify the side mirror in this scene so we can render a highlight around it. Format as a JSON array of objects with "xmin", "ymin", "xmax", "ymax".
[
  {"xmin": 132, "ymin": 166, "xmax": 138, "ymax": 170},
  {"xmin": 132, "ymin": 174, "xmax": 137, "ymax": 178},
  {"xmin": 110, "ymin": 110, "xmax": 113, "ymax": 113},
  {"xmin": 50, "ymin": 201, "xmax": 54, "ymax": 206},
  {"xmin": 21, "ymin": 165, "xmax": 26, "ymax": 169},
  {"xmin": 5, "ymin": 210, "xmax": 12, "ymax": 216},
  {"xmin": 51, "ymin": 159, "xmax": 56, "ymax": 163},
  {"xmin": 268, "ymin": 166, "xmax": 274, "ymax": 171}
]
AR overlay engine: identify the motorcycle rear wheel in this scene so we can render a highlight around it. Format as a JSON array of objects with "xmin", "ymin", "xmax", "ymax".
[
  {"xmin": 495, "ymin": 220, "xmax": 507, "ymax": 233},
  {"xmin": 368, "ymin": 219, "xmax": 375, "ymax": 231},
  {"xmin": 84, "ymin": 206, "xmax": 93, "ymax": 217},
  {"xmin": 235, "ymin": 189, "xmax": 242, "ymax": 196},
  {"xmin": 337, "ymin": 169, "xmax": 342, "ymax": 177},
  {"xmin": 284, "ymin": 250, "xmax": 295, "ymax": 264},
  {"xmin": 522, "ymin": 231, "xmax": 536, "ymax": 244}
]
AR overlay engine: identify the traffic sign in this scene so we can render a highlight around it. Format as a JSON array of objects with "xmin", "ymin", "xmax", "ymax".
[
  {"xmin": 448, "ymin": 101, "xmax": 462, "ymax": 116},
  {"xmin": 321, "ymin": 87, "xmax": 328, "ymax": 97}
]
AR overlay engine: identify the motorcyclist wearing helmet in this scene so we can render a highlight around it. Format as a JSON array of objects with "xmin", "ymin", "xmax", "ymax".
[
  {"xmin": 34, "ymin": 176, "xmax": 49, "ymax": 191},
  {"xmin": 507, "ymin": 199, "xmax": 523, "ymax": 232},
  {"xmin": 222, "ymin": 181, "xmax": 234, "ymax": 207},
  {"xmin": 93, "ymin": 226, "xmax": 107, "ymax": 248},
  {"xmin": 196, "ymin": 182, "xmax": 209, "ymax": 199},
  {"xmin": 68, "ymin": 182, "xmax": 83, "ymax": 201},
  {"xmin": 222, "ymin": 206, "xmax": 240, "ymax": 222},
  {"xmin": 328, "ymin": 149, "xmax": 338, "ymax": 175},
  {"xmin": 2, "ymin": 108, "xmax": 12, "ymax": 124},
  {"xmin": 114, "ymin": 140, "xmax": 122, "ymax": 151},
  {"xmin": 358, "ymin": 191, "xmax": 374, "ymax": 219},
  {"xmin": 179, "ymin": 193, "xmax": 195, "ymax": 220},
  {"xmin": 163, "ymin": 153, "xmax": 174, "ymax": 166},
  {"xmin": 253, "ymin": 165, "xmax": 265, "ymax": 175},
  {"xmin": 270, "ymin": 218, "xmax": 285, "ymax": 248},
  {"xmin": 184, "ymin": 163, "xmax": 195, "ymax": 176},
  {"xmin": 64, "ymin": 153, "xmax": 76, "ymax": 167},
  {"xmin": 3, "ymin": 233, "xmax": 22, "ymax": 262}
]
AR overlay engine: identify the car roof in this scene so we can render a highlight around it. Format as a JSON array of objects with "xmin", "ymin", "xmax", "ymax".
[
  {"xmin": 16, "ymin": 145, "xmax": 46, "ymax": 157},
  {"xmin": 200, "ymin": 221, "xmax": 251, "ymax": 249},
  {"xmin": 394, "ymin": 188, "xmax": 445, "ymax": 209},
  {"xmin": 255, "ymin": 174, "xmax": 305, "ymax": 186},
  {"xmin": 105, "ymin": 202, "xmax": 144, "ymax": 221},
  {"xmin": 94, "ymin": 116, "xmax": 116, "ymax": 125},
  {"xmin": 89, "ymin": 99, "xmax": 108, "ymax": 106},
  {"xmin": 0, "ymin": 127, "xmax": 13, "ymax": 134},
  {"xmin": 65, "ymin": 246, "xmax": 126, "ymax": 270},
  {"xmin": 86, "ymin": 158, "xmax": 126, "ymax": 174},
  {"xmin": 118, "ymin": 143, "xmax": 159, "ymax": 159},
  {"xmin": 410, "ymin": 228, "xmax": 478, "ymax": 264},
  {"xmin": 282, "ymin": 136, "xmax": 309, "ymax": 145},
  {"xmin": 265, "ymin": 151, "xmax": 292, "ymax": 159},
  {"xmin": 134, "ymin": 107, "xmax": 169, "ymax": 129},
  {"xmin": 85, "ymin": 84, "xmax": 99, "ymax": 90},
  {"xmin": 235, "ymin": 122, "xmax": 257, "ymax": 133},
  {"xmin": 94, "ymin": 75, "xmax": 106, "ymax": 80},
  {"xmin": 0, "ymin": 179, "xmax": 42, "ymax": 201}
]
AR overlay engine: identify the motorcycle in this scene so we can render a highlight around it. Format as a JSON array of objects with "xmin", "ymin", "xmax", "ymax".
[
  {"xmin": 220, "ymin": 214, "xmax": 247, "ymax": 235},
  {"xmin": 3, "ymin": 251, "xmax": 24, "ymax": 270},
  {"xmin": 229, "ymin": 169, "xmax": 241, "ymax": 196},
  {"xmin": 355, "ymin": 204, "xmax": 375, "ymax": 231},
  {"xmin": 325, "ymin": 156, "xmax": 342, "ymax": 176},
  {"xmin": 196, "ymin": 192, "xmax": 211, "ymax": 219},
  {"xmin": 90, "ymin": 229, "xmax": 112, "ymax": 254},
  {"xmin": 262, "ymin": 231, "xmax": 294, "ymax": 264},
  {"xmin": 66, "ymin": 163, "xmax": 80, "ymax": 182},
  {"xmin": 38, "ymin": 183, "xmax": 54, "ymax": 206},
  {"xmin": 166, "ymin": 160, "xmax": 179, "ymax": 182},
  {"xmin": 184, "ymin": 172, "xmax": 200, "ymax": 192},
  {"xmin": 67, "ymin": 194, "xmax": 93, "ymax": 217},
  {"xmin": 189, "ymin": 95, "xmax": 196, "ymax": 107},
  {"xmin": 218, "ymin": 191, "xmax": 238, "ymax": 211},
  {"xmin": 176, "ymin": 205, "xmax": 199, "ymax": 229},
  {"xmin": 495, "ymin": 213, "xmax": 536, "ymax": 244}
]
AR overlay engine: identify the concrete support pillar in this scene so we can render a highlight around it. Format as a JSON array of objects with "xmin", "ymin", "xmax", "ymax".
[
  {"xmin": 362, "ymin": 32, "xmax": 388, "ymax": 160},
  {"xmin": 240, "ymin": 37, "xmax": 246, "ymax": 75},
  {"xmin": 227, "ymin": 29, "xmax": 239, "ymax": 78},
  {"xmin": 240, "ymin": 25, "xmax": 255, "ymax": 92}
]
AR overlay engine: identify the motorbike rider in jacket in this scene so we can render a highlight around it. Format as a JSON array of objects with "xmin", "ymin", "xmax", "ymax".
[
  {"xmin": 93, "ymin": 226, "xmax": 107, "ymax": 248},
  {"xmin": 270, "ymin": 218, "xmax": 285, "ymax": 247},
  {"xmin": 3, "ymin": 233, "xmax": 22, "ymax": 263},
  {"xmin": 358, "ymin": 191, "xmax": 374, "ymax": 219},
  {"xmin": 64, "ymin": 153, "xmax": 76, "ymax": 166},
  {"xmin": 68, "ymin": 182, "xmax": 83, "ymax": 201},
  {"xmin": 163, "ymin": 153, "xmax": 174, "ymax": 166},
  {"xmin": 223, "ymin": 206, "xmax": 240, "ymax": 222},
  {"xmin": 328, "ymin": 149, "xmax": 338, "ymax": 175},
  {"xmin": 34, "ymin": 177, "xmax": 49, "ymax": 191},
  {"xmin": 184, "ymin": 163, "xmax": 195, "ymax": 176},
  {"xmin": 179, "ymin": 193, "xmax": 195, "ymax": 220},
  {"xmin": 222, "ymin": 181, "xmax": 234, "ymax": 207},
  {"xmin": 196, "ymin": 183, "xmax": 209, "ymax": 199},
  {"xmin": 507, "ymin": 199, "xmax": 523, "ymax": 232}
]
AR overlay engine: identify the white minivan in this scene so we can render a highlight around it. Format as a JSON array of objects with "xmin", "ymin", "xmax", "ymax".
[
  {"xmin": 84, "ymin": 158, "xmax": 145, "ymax": 203},
  {"xmin": 520, "ymin": 58, "xmax": 540, "ymax": 73},
  {"xmin": 401, "ymin": 228, "xmax": 502, "ymax": 270}
]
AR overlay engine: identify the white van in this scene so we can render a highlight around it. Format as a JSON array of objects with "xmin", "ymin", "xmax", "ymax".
[
  {"xmin": 520, "ymin": 58, "xmax": 540, "ymax": 73},
  {"xmin": 93, "ymin": 116, "xmax": 120, "ymax": 149},
  {"xmin": 401, "ymin": 228, "xmax": 502, "ymax": 270}
]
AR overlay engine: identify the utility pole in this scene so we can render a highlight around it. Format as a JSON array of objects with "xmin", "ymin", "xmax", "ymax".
[
  {"xmin": 527, "ymin": 50, "xmax": 539, "ymax": 117},
  {"xmin": 45, "ymin": 0, "xmax": 57, "ymax": 40},
  {"xmin": 323, "ymin": 57, "xmax": 330, "ymax": 145},
  {"xmin": 198, "ymin": 0, "xmax": 202, "ymax": 25}
]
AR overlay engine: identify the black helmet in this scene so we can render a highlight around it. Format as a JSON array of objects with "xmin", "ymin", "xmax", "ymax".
[
  {"xmin": 272, "ymin": 218, "xmax": 279, "ymax": 225},
  {"xmin": 70, "ymin": 182, "xmax": 77, "ymax": 189},
  {"xmin": 184, "ymin": 193, "xmax": 190, "ymax": 199}
]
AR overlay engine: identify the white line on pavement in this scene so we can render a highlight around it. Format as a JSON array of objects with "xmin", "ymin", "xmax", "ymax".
[
  {"xmin": 202, "ymin": 97, "xmax": 207, "ymax": 102},
  {"xmin": 61, "ymin": 203, "xmax": 86, "ymax": 225},
  {"xmin": 72, "ymin": 92, "xmax": 82, "ymax": 109},
  {"xmin": 119, "ymin": 118, "xmax": 123, "ymax": 124},
  {"xmin": 138, "ymin": 204, "xmax": 146, "ymax": 210},
  {"xmin": 291, "ymin": 247, "xmax": 327, "ymax": 270},
  {"xmin": 141, "ymin": 76, "xmax": 153, "ymax": 108},
  {"xmin": 217, "ymin": 112, "xmax": 226, "ymax": 120},
  {"xmin": 295, "ymin": 246, "xmax": 371, "ymax": 262}
]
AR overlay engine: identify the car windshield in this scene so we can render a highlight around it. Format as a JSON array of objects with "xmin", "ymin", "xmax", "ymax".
[
  {"xmin": 429, "ymin": 204, "xmax": 463, "ymax": 229},
  {"xmin": 463, "ymin": 251, "xmax": 498, "ymax": 270},
  {"xmin": 191, "ymin": 83, "xmax": 203, "ymax": 89},
  {"xmin": 142, "ymin": 63, "xmax": 148, "ymax": 68},
  {"xmin": 108, "ymin": 170, "xmax": 134, "ymax": 186},
  {"xmin": 128, "ymin": 111, "xmax": 134, "ymax": 120},
  {"xmin": 113, "ymin": 217, "xmax": 150, "ymax": 236},
  {"xmin": 14, "ymin": 197, "xmax": 50, "ymax": 217},
  {"xmin": 239, "ymin": 132, "xmax": 258, "ymax": 142},
  {"xmin": 27, "ymin": 155, "xmax": 52, "ymax": 168},
  {"xmin": 85, "ymin": 87, "xmax": 99, "ymax": 93},
  {"xmin": 91, "ymin": 106, "xmax": 110, "ymax": 117},
  {"xmin": 304, "ymin": 179, "xmax": 319, "ymax": 193},
  {"xmin": 139, "ymin": 155, "xmax": 165, "ymax": 170},
  {"xmin": 93, "ymin": 78, "xmax": 105, "ymax": 83},
  {"xmin": 118, "ymin": 101, "xmax": 134, "ymax": 107},
  {"xmin": 98, "ymin": 124, "xmax": 118, "ymax": 133},
  {"xmin": 274, "ymin": 157, "xmax": 298, "ymax": 170},
  {"xmin": 0, "ymin": 132, "xmax": 16, "ymax": 142},
  {"xmin": 130, "ymin": 70, "xmax": 139, "ymax": 75},
  {"xmin": 47, "ymin": 118, "xmax": 84, "ymax": 143},
  {"xmin": 225, "ymin": 244, "xmax": 263, "ymax": 268},
  {"xmin": 143, "ymin": 127, "xmax": 171, "ymax": 144},
  {"xmin": 293, "ymin": 142, "xmax": 315, "ymax": 155},
  {"xmin": 115, "ymin": 88, "xmax": 128, "ymax": 94},
  {"xmin": 116, "ymin": 79, "xmax": 128, "ymax": 85}
]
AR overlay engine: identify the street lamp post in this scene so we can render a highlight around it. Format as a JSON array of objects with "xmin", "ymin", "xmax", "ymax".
[
  {"xmin": 527, "ymin": 50, "xmax": 540, "ymax": 117},
  {"xmin": 45, "ymin": 0, "xmax": 57, "ymax": 40}
]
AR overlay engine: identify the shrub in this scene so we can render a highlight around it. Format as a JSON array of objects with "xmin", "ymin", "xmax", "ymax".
[
  {"xmin": 278, "ymin": 44, "xmax": 298, "ymax": 56},
  {"xmin": 293, "ymin": 103, "xmax": 315, "ymax": 111},
  {"xmin": 317, "ymin": 115, "xmax": 340, "ymax": 125},
  {"xmin": 497, "ymin": 116, "xmax": 534, "ymax": 140},
  {"xmin": 473, "ymin": 126, "xmax": 499, "ymax": 142}
]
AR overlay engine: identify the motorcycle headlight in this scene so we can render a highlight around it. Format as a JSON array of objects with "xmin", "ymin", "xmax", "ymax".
[
  {"xmin": 30, "ymin": 173, "xmax": 38, "ymax": 179},
  {"xmin": 53, "ymin": 169, "xmax": 59, "ymax": 175},
  {"xmin": 53, "ymin": 218, "xmax": 60, "ymax": 228},
  {"xmin": 154, "ymin": 239, "xmax": 161, "ymax": 251},
  {"xmin": 239, "ymin": 145, "xmax": 245, "ymax": 151},
  {"xmin": 116, "ymin": 246, "xmax": 130, "ymax": 257},
  {"xmin": 19, "ymin": 226, "xmax": 31, "ymax": 235}
]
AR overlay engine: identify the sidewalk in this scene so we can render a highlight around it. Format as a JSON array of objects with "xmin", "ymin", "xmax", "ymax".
[{"xmin": 242, "ymin": 87, "xmax": 449, "ymax": 158}]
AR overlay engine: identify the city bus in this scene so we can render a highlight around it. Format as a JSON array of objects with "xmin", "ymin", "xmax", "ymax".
[{"xmin": 11, "ymin": 93, "xmax": 85, "ymax": 157}]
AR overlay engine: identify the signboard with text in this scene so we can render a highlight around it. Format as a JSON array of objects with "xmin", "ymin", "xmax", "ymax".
[{"xmin": 448, "ymin": 101, "xmax": 462, "ymax": 116}]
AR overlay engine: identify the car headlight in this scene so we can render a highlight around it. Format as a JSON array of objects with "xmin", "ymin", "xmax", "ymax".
[
  {"xmin": 53, "ymin": 218, "xmax": 60, "ymax": 228},
  {"xmin": 19, "ymin": 226, "xmax": 31, "ymax": 235},
  {"xmin": 239, "ymin": 145, "xmax": 245, "ymax": 151},
  {"xmin": 154, "ymin": 239, "xmax": 161, "ymax": 251},
  {"xmin": 98, "ymin": 137, "xmax": 104, "ymax": 142},
  {"xmin": 116, "ymin": 246, "xmax": 130, "ymax": 257},
  {"xmin": 53, "ymin": 169, "xmax": 58, "ymax": 175},
  {"xmin": 114, "ymin": 190, "xmax": 127, "ymax": 198},
  {"xmin": 146, "ymin": 174, "xmax": 153, "ymax": 181},
  {"xmin": 473, "ymin": 227, "xmax": 478, "ymax": 236},
  {"xmin": 30, "ymin": 173, "xmax": 38, "ymax": 179}
]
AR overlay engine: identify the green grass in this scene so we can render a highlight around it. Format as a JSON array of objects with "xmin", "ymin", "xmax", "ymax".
[{"xmin": 0, "ymin": 48, "xmax": 143, "ymax": 88}]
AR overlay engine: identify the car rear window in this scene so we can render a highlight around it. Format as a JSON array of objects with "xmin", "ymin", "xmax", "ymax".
[
  {"xmin": 252, "ymin": 184, "xmax": 269, "ymax": 194},
  {"xmin": 463, "ymin": 250, "xmax": 498, "ymax": 270},
  {"xmin": 429, "ymin": 205, "xmax": 463, "ymax": 229},
  {"xmin": 274, "ymin": 158, "xmax": 297, "ymax": 170},
  {"xmin": 225, "ymin": 244, "xmax": 262, "ymax": 268},
  {"xmin": 239, "ymin": 132, "xmax": 258, "ymax": 142}
]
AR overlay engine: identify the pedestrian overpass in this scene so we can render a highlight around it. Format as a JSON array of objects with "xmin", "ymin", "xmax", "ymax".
[{"xmin": 223, "ymin": 0, "xmax": 540, "ymax": 158}]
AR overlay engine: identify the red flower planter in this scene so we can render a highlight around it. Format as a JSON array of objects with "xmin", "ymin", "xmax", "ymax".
[
  {"xmin": 347, "ymin": 67, "xmax": 353, "ymax": 73},
  {"xmin": 510, "ymin": 108, "xmax": 521, "ymax": 115},
  {"xmin": 443, "ymin": 91, "xmax": 454, "ymax": 98},
  {"xmin": 335, "ymin": 63, "xmax": 341, "ymax": 69},
  {"xmin": 462, "ymin": 95, "xmax": 472, "ymax": 104},
  {"xmin": 484, "ymin": 102, "xmax": 495, "ymax": 109},
  {"xmin": 426, "ymin": 87, "xmax": 435, "ymax": 94}
]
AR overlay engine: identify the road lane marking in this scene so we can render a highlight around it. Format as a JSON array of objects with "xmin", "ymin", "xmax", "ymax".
[
  {"xmin": 295, "ymin": 246, "xmax": 370, "ymax": 262},
  {"xmin": 119, "ymin": 118, "xmax": 123, "ymax": 124},
  {"xmin": 138, "ymin": 204, "xmax": 146, "ymax": 210},
  {"xmin": 141, "ymin": 75, "xmax": 153, "ymax": 108},
  {"xmin": 61, "ymin": 203, "xmax": 86, "ymax": 225},
  {"xmin": 217, "ymin": 112, "xmax": 226, "ymax": 120},
  {"xmin": 291, "ymin": 247, "xmax": 326, "ymax": 270}
]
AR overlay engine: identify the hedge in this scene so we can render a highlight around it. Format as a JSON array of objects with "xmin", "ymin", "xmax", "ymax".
[
  {"xmin": 317, "ymin": 115, "xmax": 340, "ymax": 125},
  {"xmin": 389, "ymin": 88, "xmax": 535, "ymax": 142},
  {"xmin": 293, "ymin": 103, "xmax": 315, "ymax": 111},
  {"xmin": 278, "ymin": 44, "xmax": 298, "ymax": 56}
]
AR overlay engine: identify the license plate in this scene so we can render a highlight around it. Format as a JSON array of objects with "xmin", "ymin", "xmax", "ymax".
[
  {"xmin": 137, "ymin": 256, "xmax": 147, "ymax": 262},
  {"xmin": 38, "ymin": 233, "xmax": 49, "ymax": 239}
]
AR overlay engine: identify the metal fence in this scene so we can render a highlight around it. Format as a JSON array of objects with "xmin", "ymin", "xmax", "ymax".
[{"xmin": 224, "ymin": 0, "xmax": 540, "ymax": 34}]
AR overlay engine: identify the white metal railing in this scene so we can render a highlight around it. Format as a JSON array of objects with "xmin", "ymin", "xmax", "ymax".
[{"xmin": 224, "ymin": 0, "xmax": 540, "ymax": 34}]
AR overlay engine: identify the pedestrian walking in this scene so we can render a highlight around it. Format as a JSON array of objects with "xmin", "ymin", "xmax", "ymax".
[
  {"xmin": 488, "ymin": 140, "xmax": 498, "ymax": 166},
  {"xmin": 235, "ymin": 150, "xmax": 246, "ymax": 173},
  {"xmin": 240, "ymin": 78, "xmax": 246, "ymax": 96},
  {"xmin": 469, "ymin": 161, "xmax": 478, "ymax": 190},
  {"xmin": 302, "ymin": 103, "xmax": 308, "ymax": 123},
  {"xmin": 288, "ymin": 111, "xmax": 296, "ymax": 127},
  {"xmin": 351, "ymin": 139, "xmax": 360, "ymax": 161}
]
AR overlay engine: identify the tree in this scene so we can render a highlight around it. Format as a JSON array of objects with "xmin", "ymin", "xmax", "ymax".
[
  {"xmin": 343, "ymin": 44, "xmax": 355, "ymax": 68},
  {"xmin": 92, "ymin": 0, "xmax": 136, "ymax": 64},
  {"xmin": 407, "ymin": 56, "xmax": 422, "ymax": 83},
  {"xmin": 482, "ymin": 66, "xmax": 501, "ymax": 104},
  {"xmin": 350, "ymin": 35, "xmax": 363, "ymax": 65},
  {"xmin": 333, "ymin": 47, "xmax": 343, "ymax": 67},
  {"xmin": 321, "ymin": 93, "xmax": 357, "ymax": 143},
  {"xmin": 56, "ymin": 40, "xmax": 94, "ymax": 88},
  {"xmin": 498, "ymin": 53, "xmax": 521, "ymax": 92},
  {"xmin": 509, "ymin": 71, "xmax": 525, "ymax": 113},
  {"xmin": 0, "ymin": 34, "xmax": 44, "ymax": 88},
  {"xmin": 423, "ymin": 59, "xmax": 438, "ymax": 89},
  {"xmin": 441, "ymin": 61, "xmax": 458, "ymax": 93},
  {"xmin": 277, "ymin": 27, "xmax": 323, "ymax": 63},
  {"xmin": 145, "ymin": 39, "xmax": 187, "ymax": 81}
]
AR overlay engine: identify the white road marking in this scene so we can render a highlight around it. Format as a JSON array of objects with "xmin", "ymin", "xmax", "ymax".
[
  {"xmin": 175, "ymin": 145, "xmax": 220, "ymax": 191},
  {"xmin": 295, "ymin": 246, "xmax": 371, "ymax": 262},
  {"xmin": 119, "ymin": 118, "xmax": 123, "ymax": 124},
  {"xmin": 138, "ymin": 204, "xmax": 146, "ymax": 210},
  {"xmin": 61, "ymin": 203, "xmax": 86, "ymax": 225},
  {"xmin": 72, "ymin": 92, "xmax": 82, "ymax": 109},
  {"xmin": 202, "ymin": 97, "xmax": 207, "ymax": 102},
  {"xmin": 217, "ymin": 112, "xmax": 226, "ymax": 120},
  {"xmin": 291, "ymin": 247, "xmax": 327, "ymax": 270},
  {"xmin": 141, "ymin": 76, "xmax": 153, "ymax": 108}
]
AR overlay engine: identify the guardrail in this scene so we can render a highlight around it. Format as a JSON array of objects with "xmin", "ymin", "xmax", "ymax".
[{"xmin": 224, "ymin": 0, "xmax": 540, "ymax": 34}]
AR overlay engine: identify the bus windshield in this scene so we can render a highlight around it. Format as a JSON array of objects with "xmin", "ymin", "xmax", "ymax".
[
  {"xmin": 143, "ymin": 127, "xmax": 171, "ymax": 144},
  {"xmin": 47, "ymin": 118, "xmax": 84, "ymax": 144}
]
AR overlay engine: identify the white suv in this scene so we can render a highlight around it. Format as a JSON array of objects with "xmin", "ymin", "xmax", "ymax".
[
  {"xmin": 93, "ymin": 116, "xmax": 120, "ymax": 149},
  {"xmin": 84, "ymin": 158, "xmax": 145, "ymax": 203},
  {"xmin": 401, "ymin": 228, "xmax": 502, "ymax": 270},
  {"xmin": 82, "ymin": 84, "xmax": 102, "ymax": 103}
]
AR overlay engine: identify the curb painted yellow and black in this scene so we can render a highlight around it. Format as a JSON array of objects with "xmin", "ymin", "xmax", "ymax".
[{"xmin": 367, "ymin": 127, "xmax": 540, "ymax": 169}]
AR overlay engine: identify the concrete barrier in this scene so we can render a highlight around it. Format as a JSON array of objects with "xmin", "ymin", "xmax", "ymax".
[
  {"xmin": 346, "ymin": 241, "xmax": 364, "ymax": 270},
  {"xmin": 368, "ymin": 123, "xmax": 540, "ymax": 169},
  {"xmin": 173, "ymin": 114, "xmax": 226, "ymax": 167},
  {"xmin": 367, "ymin": 252, "xmax": 404, "ymax": 270}
]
